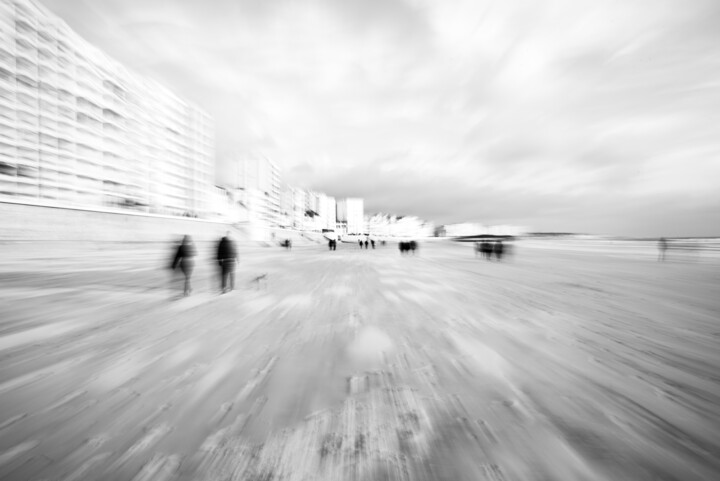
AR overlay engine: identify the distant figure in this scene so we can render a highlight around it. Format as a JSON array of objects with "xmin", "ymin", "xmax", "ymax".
[
  {"xmin": 364, "ymin": 239, "xmax": 369, "ymax": 249},
  {"xmin": 328, "ymin": 239, "xmax": 337, "ymax": 251},
  {"xmin": 400, "ymin": 240, "xmax": 416, "ymax": 255},
  {"xmin": 481, "ymin": 240, "xmax": 492, "ymax": 260},
  {"xmin": 358, "ymin": 239, "xmax": 363, "ymax": 249},
  {"xmin": 217, "ymin": 232, "xmax": 238, "ymax": 293},
  {"xmin": 658, "ymin": 237, "xmax": 668, "ymax": 262},
  {"xmin": 371, "ymin": 239, "xmax": 375, "ymax": 249},
  {"xmin": 493, "ymin": 240, "xmax": 504, "ymax": 261},
  {"xmin": 285, "ymin": 239, "xmax": 292, "ymax": 250},
  {"xmin": 171, "ymin": 235, "xmax": 196, "ymax": 296}
]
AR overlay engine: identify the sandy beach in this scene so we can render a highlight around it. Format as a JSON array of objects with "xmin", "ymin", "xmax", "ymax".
[{"xmin": 0, "ymin": 238, "xmax": 718, "ymax": 480}]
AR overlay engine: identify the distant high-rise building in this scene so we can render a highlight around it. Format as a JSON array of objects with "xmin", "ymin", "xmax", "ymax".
[
  {"xmin": 291, "ymin": 187, "xmax": 306, "ymax": 229},
  {"xmin": 366, "ymin": 213, "xmax": 434, "ymax": 238},
  {"xmin": 306, "ymin": 191, "xmax": 336, "ymax": 232},
  {"xmin": 321, "ymin": 194, "xmax": 336, "ymax": 231},
  {"xmin": 228, "ymin": 156, "xmax": 281, "ymax": 225},
  {"xmin": 336, "ymin": 197, "xmax": 364, "ymax": 234},
  {"xmin": 278, "ymin": 181, "xmax": 293, "ymax": 228},
  {"xmin": 0, "ymin": 0, "xmax": 215, "ymax": 216}
]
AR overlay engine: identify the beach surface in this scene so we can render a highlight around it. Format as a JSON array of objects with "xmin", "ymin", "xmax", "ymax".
[{"xmin": 1, "ymin": 238, "xmax": 719, "ymax": 480}]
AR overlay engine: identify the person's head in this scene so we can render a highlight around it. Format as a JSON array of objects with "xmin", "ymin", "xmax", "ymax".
[{"xmin": 182, "ymin": 235, "xmax": 192, "ymax": 244}]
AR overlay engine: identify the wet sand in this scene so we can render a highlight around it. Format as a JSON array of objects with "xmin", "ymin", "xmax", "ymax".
[{"xmin": 0, "ymin": 239, "xmax": 719, "ymax": 480}]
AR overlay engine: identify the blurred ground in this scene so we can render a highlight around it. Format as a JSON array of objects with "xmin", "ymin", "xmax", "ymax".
[{"xmin": 0, "ymin": 239, "xmax": 719, "ymax": 480}]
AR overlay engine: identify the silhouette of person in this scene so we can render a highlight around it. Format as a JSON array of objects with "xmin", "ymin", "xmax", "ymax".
[
  {"xmin": 364, "ymin": 239, "xmax": 369, "ymax": 249},
  {"xmin": 481, "ymin": 240, "xmax": 492, "ymax": 260},
  {"xmin": 494, "ymin": 240, "xmax": 504, "ymax": 261},
  {"xmin": 658, "ymin": 237, "xmax": 668, "ymax": 262},
  {"xmin": 217, "ymin": 231, "xmax": 238, "ymax": 293},
  {"xmin": 358, "ymin": 239, "xmax": 363, "ymax": 249},
  {"xmin": 172, "ymin": 235, "xmax": 196, "ymax": 296},
  {"xmin": 371, "ymin": 239, "xmax": 375, "ymax": 249}
]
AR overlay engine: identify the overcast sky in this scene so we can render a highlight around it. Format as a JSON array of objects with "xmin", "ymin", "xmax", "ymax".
[{"xmin": 42, "ymin": 0, "xmax": 720, "ymax": 236}]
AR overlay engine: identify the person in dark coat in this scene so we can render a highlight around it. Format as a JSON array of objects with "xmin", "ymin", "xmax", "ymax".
[
  {"xmin": 658, "ymin": 237, "xmax": 668, "ymax": 262},
  {"xmin": 493, "ymin": 240, "xmax": 504, "ymax": 261},
  {"xmin": 217, "ymin": 232, "xmax": 238, "ymax": 293},
  {"xmin": 172, "ymin": 235, "xmax": 196, "ymax": 296},
  {"xmin": 481, "ymin": 240, "xmax": 492, "ymax": 260}
]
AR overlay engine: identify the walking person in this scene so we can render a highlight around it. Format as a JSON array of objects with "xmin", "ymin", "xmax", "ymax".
[
  {"xmin": 493, "ymin": 240, "xmax": 504, "ymax": 261},
  {"xmin": 171, "ymin": 235, "xmax": 196, "ymax": 296},
  {"xmin": 217, "ymin": 231, "xmax": 238, "ymax": 293},
  {"xmin": 481, "ymin": 240, "xmax": 492, "ymax": 260},
  {"xmin": 658, "ymin": 237, "xmax": 668, "ymax": 262}
]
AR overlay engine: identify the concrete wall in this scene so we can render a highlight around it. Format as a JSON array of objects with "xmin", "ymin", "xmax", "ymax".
[{"xmin": 0, "ymin": 201, "xmax": 238, "ymax": 242}]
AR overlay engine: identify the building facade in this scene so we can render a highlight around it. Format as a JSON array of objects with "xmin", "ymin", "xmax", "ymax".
[
  {"xmin": 366, "ymin": 213, "xmax": 434, "ymax": 238},
  {"xmin": 319, "ymin": 194, "xmax": 336, "ymax": 231},
  {"xmin": 336, "ymin": 197, "xmax": 364, "ymax": 234},
  {"xmin": 0, "ymin": 0, "xmax": 215, "ymax": 216},
  {"xmin": 227, "ymin": 156, "xmax": 281, "ymax": 226}
]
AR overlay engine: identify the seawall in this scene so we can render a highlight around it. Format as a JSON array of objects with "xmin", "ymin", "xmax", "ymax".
[{"xmin": 0, "ymin": 201, "xmax": 236, "ymax": 242}]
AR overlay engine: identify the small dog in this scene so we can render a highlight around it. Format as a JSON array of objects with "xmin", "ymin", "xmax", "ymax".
[{"xmin": 250, "ymin": 273, "xmax": 268, "ymax": 290}]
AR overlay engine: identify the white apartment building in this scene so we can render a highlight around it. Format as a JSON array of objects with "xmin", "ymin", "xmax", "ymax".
[
  {"xmin": 336, "ymin": 197, "xmax": 364, "ymax": 234},
  {"xmin": 304, "ymin": 191, "xmax": 336, "ymax": 232},
  {"xmin": 278, "ymin": 182, "xmax": 293, "ymax": 228},
  {"xmin": 367, "ymin": 213, "xmax": 434, "ymax": 238},
  {"xmin": 227, "ymin": 156, "xmax": 281, "ymax": 226},
  {"xmin": 0, "ymin": 0, "xmax": 214, "ymax": 216},
  {"xmin": 291, "ymin": 187, "xmax": 306, "ymax": 229},
  {"xmin": 320, "ymin": 194, "xmax": 336, "ymax": 231}
]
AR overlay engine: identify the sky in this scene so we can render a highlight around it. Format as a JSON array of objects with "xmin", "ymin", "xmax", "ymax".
[{"xmin": 41, "ymin": 0, "xmax": 720, "ymax": 236}]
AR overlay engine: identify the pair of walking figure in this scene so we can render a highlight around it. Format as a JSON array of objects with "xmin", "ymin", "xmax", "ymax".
[{"xmin": 171, "ymin": 232, "xmax": 238, "ymax": 296}]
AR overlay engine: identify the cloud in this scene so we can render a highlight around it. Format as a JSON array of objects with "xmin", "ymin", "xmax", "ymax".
[{"xmin": 39, "ymin": 0, "xmax": 720, "ymax": 236}]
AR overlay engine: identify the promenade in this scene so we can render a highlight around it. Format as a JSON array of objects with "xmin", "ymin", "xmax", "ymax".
[{"xmin": 1, "ymin": 239, "xmax": 719, "ymax": 480}]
